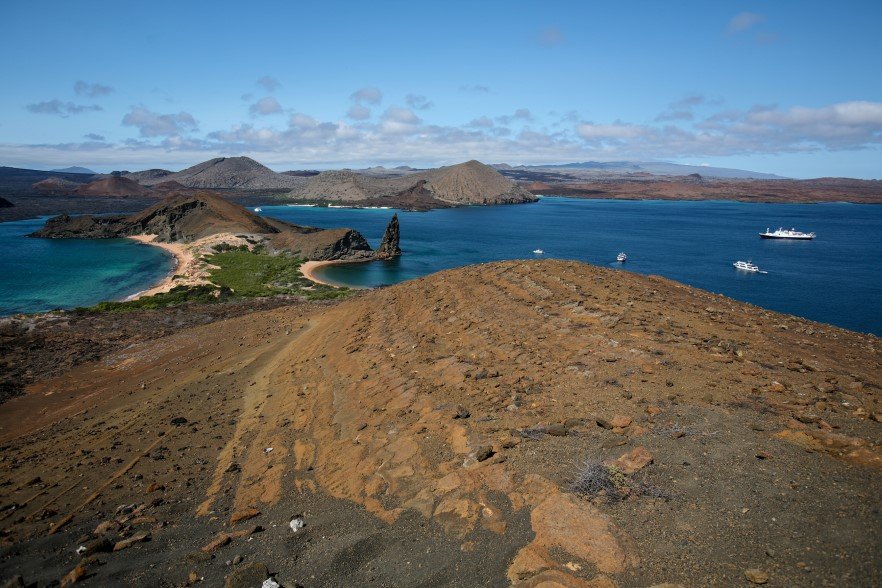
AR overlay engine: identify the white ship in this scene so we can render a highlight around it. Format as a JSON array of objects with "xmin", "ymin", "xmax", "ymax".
[
  {"xmin": 759, "ymin": 227, "xmax": 815, "ymax": 240},
  {"xmin": 533, "ymin": 249, "xmax": 544, "ymax": 254},
  {"xmin": 253, "ymin": 207, "xmax": 262, "ymax": 212},
  {"xmin": 616, "ymin": 252, "xmax": 627, "ymax": 262},
  {"xmin": 733, "ymin": 260, "xmax": 767, "ymax": 274}
]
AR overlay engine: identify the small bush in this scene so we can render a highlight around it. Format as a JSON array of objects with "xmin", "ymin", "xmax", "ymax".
[{"xmin": 571, "ymin": 460, "xmax": 670, "ymax": 502}]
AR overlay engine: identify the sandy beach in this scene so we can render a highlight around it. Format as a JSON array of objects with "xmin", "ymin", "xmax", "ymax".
[
  {"xmin": 125, "ymin": 235, "xmax": 197, "ymax": 300},
  {"xmin": 300, "ymin": 260, "xmax": 346, "ymax": 287}
]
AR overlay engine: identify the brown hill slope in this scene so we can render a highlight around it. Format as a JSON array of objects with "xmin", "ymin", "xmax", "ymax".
[
  {"xmin": 290, "ymin": 160, "xmax": 536, "ymax": 207},
  {"xmin": 145, "ymin": 156, "xmax": 305, "ymax": 189},
  {"xmin": 74, "ymin": 176, "xmax": 154, "ymax": 197},
  {"xmin": 421, "ymin": 159, "xmax": 536, "ymax": 204},
  {"xmin": 0, "ymin": 260, "xmax": 878, "ymax": 586}
]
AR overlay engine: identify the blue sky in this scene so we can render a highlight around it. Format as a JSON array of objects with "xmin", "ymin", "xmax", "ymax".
[{"xmin": 1, "ymin": 0, "xmax": 880, "ymax": 177}]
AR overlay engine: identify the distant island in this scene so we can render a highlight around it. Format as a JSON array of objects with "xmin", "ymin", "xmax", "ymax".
[{"xmin": 2, "ymin": 156, "xmax": 881, "ymax": 223}]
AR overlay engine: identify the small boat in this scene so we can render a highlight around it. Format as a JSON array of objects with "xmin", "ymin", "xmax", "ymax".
[
  {"xmin": 616, "ymin": 252, "xmax": 627, "ymax": 263},
  {"xmin": 253, "ymin": 207, "xmax": 263, "ymax": 212},
  {"xmin": 533, "ymin": 249, "xmax": 544, "ymax": 254},
  {"xmin": 733, "ymin": 260, "xmax": 767, "ymax": 274},
  {"xmin": 759, "ymin": 227, "xmax": 815, "ymax": 240}
]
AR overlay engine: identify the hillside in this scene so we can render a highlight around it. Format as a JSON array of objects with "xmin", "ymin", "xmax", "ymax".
[
  {"xmin": 74, "ymin": 176, "xmax": 155, "ymax": 197},
  {"xmin": 51, "ymin": 166, "xmax": 96, "ymax": 174},
  {"xmin": 30, "ymin": 190, "xmax": 388, "ymax": 263},
  {"xmin": 289, "ymin": 160, "xmax": 536, "ymax": 208},
  {"xmin": 138, "ymin": 157, "xmax": 305, "ymax": 190},
  {"xmin": 0, "ymin": 259, "xmax": 878, "ymax": 586}
]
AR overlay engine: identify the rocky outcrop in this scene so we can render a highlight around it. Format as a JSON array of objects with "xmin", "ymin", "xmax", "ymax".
[
  {"xmin": 419, "ymin": 160, "xmax": 536, "ymax": 205},
  {"xmin": 376, "ymin": 214, "xmax": 401, "ymax": 259},
  {"xmin": 31, "ymin": 190, "xmax": 393, "ymax": 263}
]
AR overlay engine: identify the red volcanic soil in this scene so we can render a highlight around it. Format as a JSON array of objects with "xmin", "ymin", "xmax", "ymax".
[{"xmin": 75, "ymin": 176, "xmax": 154, "ymax": 197}]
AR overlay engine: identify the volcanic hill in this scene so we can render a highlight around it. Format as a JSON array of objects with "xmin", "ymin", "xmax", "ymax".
[
  {"xmin": 31, "ymin": 190, "xmax": 388, "ymax": 262},
  {"xmin": 133, "ymin": 157, "xmax": 305, "ymax": 190},
  {"xmin": 289, "ymin": 160, "xmax": 537, "ymax": 208},
  {"xmin": 0, "ymin": 259, "xmax": 879, "ymax": 586}
]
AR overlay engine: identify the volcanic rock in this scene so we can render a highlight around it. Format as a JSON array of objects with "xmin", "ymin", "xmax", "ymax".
[
  {"xmin": 140, "ymin": 157, "xmax": 303, "ymax": 190},
  {"xmin": 74, "ymin": 176, "xmax": 153, "ymax": 197},
  {"xmin": 376, "ymin": 213, "xmax": 401, "ymax": 259}
]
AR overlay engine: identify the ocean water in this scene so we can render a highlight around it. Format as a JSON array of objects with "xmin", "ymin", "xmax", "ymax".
[
  {"xmin": 259, "ymin": 198, "xmax": 882, "ymax": 336},
  {"xmin": 0, "ymin": 217, "xmax": 174, "ymax": 315}
]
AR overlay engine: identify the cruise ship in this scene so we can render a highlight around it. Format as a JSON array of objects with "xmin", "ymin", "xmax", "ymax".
[{"xmin": 759, "ymin": 227, "xmax": 815, "ymax": 240}]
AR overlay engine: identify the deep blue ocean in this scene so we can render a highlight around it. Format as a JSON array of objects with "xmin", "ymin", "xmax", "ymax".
[
  {"xmin": 1, "ymin": 198, "xmax": 880, "ymax": 336},
  {"xmin": 260, "ymin": 197, "xmax": 882, "ymax": 336},
  {"xmin": 0, "ymin": 217, "xmax": 174, "ymax": 315}
]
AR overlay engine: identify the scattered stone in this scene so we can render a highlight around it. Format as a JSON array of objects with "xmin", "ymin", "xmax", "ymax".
[
  {"xmin": 289, "ymin": 517, "xmax": 306, "ymax": 532},
  {"xmin": 769, "ymin": 382, "xmax": 786, "ymax": 393},
  {"xmin": 596, "ymin": 418, "xmax": 614, "ymax": 430},
  {"xmin": 501, "ymin": 436, "xmax": 521, "ymax": 449},
  {"xmin": 744, "ymin": 568, "xmax": 769, "ymax": 584},
  {"xmin": 230, "ymin": 507, "xmax": 260, "ymax": 524},
  {"xmin": 475, "ymin": 446, "xmax": 495, "ymax": 462},
  {"xmin": 113, "ymin": 532, "xmax": 150, "ymax": 552},
  {"xmin": 170, "ymin": 417, "xmax": 188, "ymax": 426},
  {"xmin": 186, "ymin": 571, "xmax": 200, "ymax": 585},
  {"xmin": 80, "ymin": 536, "xmax": 113, "ymax": 556},
  {"xmin": 60, "ymin": 565, "xmax": 87, "ymax": 587},
  {"xmin": 546, "ymin": 423, "xmax": 568, "ymax": 436},
  {"xmin": 146, "ymin": 482, "xmax": 164, "ymax": 493},
  {"xmin": 232, "ymin": 554, "xmax": 243, "ymax": 565},
  {"xmin": 202, "ymin": 533, "xmax": 232, "ymax": 553},
  {"xmin": 610, "ymin": 415, "xmax": 632, "ymax": 428},
  {"xmin": 607, "ymin": 446, "xmax": 653, "ymax": 474},
  {"xmin": 261, "ymin": 579, "xmax": 280, "ymax": 588},
  {"xmin": 454, "ymin": 405, "xmax": 471, "ymax": 419},
  {"xmin": 224, "ymin": 562, "xmax": 269, "ymax": 588},
  {"xmin": 646, "ymin": 406, "xmax": 663, "ymax": 417}
]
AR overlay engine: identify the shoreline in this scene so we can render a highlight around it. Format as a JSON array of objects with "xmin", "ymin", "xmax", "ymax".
[
  {"xmin": 125, "ymin": 235, "xmax": 194, "ymax": 300},
  {"xmin": 300, "ymin": 260, "xmax": 351, "ymax": 287}
]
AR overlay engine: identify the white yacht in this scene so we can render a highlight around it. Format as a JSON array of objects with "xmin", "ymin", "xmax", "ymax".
[
  {"xmin": 616, "ymin": 252, "xmax": 627, "ymax": 262},
  {"xmin": 733, "ymin": 260, "xmax": 767, "ymax": 274},
  {"xmin": 759, "ymin": 227, "xmax": 815, "ymax": 240},
  {"xmin": 533, "ymin": 249, "xmax": 544, "ymax": 254},
  {"xmin": 253, "ymin": 207, "xmax": 263, "ymax": 212}
]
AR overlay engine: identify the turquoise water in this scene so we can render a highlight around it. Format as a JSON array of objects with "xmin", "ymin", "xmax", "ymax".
[
  {"xmin": 0, "ymin": 217, "xmax": 174, "ymax": 315},
  {"xmin": 259, "ymin": 198, "xmax": 882, "ymax": 336}
]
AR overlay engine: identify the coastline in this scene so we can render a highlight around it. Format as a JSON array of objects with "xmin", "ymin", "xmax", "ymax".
[
  {"xmin": 125, "ymin": 235, "xmax": 194, "ymax": 300},
  {"xmin": 300, "ymin": 260, "xmax": 349, "ymax": 287}
]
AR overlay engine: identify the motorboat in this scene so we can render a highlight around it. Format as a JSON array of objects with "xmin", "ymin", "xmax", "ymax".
[
  {"xmin": 733, "ymin": 260, "xmax": 767, "ymax": 274},
  {"xmin": 253, "ymin": 207, "xmax": 263, "ymax": 212},
  {"xmin": 616, "ymin": 252, "xmax": 627, "ymax": 262},
  {"xmin": 533, "ymin": 249, "xmax": 544, "ymax": 254},
  {"xmin": 759, "ymin": 227, "xmax": 815, "ymax": 239}
]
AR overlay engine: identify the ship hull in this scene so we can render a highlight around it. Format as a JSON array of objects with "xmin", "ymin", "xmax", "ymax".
[{"xmin": 759, "ymin": 234, "xmax": 814, "ymax": 240}]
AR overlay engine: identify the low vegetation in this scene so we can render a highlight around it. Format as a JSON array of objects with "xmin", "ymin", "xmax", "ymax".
[{"xmin": 84, "ymin": 247, "xmax": 350, "ymax": 312}]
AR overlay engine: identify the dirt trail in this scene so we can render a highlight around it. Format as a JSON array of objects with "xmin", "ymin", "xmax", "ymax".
[{"xmin": 1, "ymin": 259, "xmax": 880, "ymax": 586}]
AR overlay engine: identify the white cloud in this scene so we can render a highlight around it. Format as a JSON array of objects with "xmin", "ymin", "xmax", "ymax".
[
  {"xmin": 6, "ymin": 99, "xmax": 882, "ymax": 170},
  {"xmin": 249, "ymin": 97, "xmax": 283, "ymax": 116},
  {"xmin": 122, "ymin": 106, "xmax": 197, "ymax": 137},
  {"xmin": 26, "ymin": 100, "xmax": 102, "ymax": 117},
  {"xmin": 459, "ymin": 85, "xmax": 491, "ymax": 94},
  {"xmin": 406, "ymin": 94, "xmax": 434, "ymax": 110},
  {"xmin": 347, "ymin": 104, "xmax": 371, "ymax": 120},
  {"xmin": 256, "ymin": 76, "xmax": 281, "ymax": 92},
  {"xmin": 74, "ymin": 81, "xmax": 114, "ymax": 98},
  {"xmin": 350, "ymin": 87, "xmax": 382, "ymax": 105}
]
